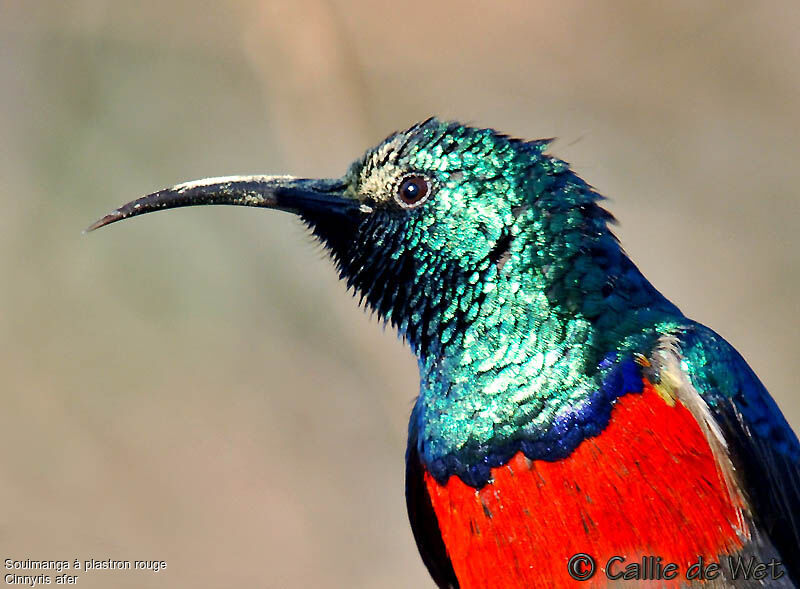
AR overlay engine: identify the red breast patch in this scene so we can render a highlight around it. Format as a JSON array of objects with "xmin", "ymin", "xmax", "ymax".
[{"xmin": 424, "ymin": 380, "xmax": 746, "ymax": 588}]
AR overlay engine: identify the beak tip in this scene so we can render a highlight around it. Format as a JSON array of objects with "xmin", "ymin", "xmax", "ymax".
[{"xmin": 84, "ymin": 212, "xmax": 121, "ymax": 233}]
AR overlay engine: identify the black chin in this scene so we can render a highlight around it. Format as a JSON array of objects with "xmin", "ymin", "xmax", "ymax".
[
  {"xmin": 300, "ymin": 209, "xmax": 365, "ymax": 271},
  {"xmin": 305, "ymin": 210, "xmax": 453, "ymax": 356}
]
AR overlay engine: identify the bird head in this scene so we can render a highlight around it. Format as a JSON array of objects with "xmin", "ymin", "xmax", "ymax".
[{"xmin": 89, "ymin": 118, "xmax": 616, "ymax": 355}]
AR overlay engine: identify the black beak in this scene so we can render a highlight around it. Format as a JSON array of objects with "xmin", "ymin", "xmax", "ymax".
[{"xmin": 86, "ymin": 175, "xmax": 361, "ymax": 232}]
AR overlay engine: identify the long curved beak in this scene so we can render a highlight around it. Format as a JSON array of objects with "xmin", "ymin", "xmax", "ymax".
[{"xmin": 86, "ymin": 175, "xmax": 361, "ymax": 232}]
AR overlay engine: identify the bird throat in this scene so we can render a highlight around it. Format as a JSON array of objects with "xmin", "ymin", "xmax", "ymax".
[{"xmin": 406, "ymin": 208, "xmax": 680, "ymax": 487}]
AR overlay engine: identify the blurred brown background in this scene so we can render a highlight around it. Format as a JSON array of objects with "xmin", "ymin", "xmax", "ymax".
[{"xmin": 1, "ymin": 1, "xmax": 799, "ymax": 587}]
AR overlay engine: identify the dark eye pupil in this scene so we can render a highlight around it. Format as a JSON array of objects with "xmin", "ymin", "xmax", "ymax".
[
  {"xmin": 403, "ymin": 182, "xmax": 419, "ymax": 199},
  {"xmin": 397, "ymin": 176, "xmax": 430, "ymax": 206}
]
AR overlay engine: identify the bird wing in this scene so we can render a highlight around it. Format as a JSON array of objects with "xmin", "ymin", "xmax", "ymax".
[
  {"xmin": 406, "ymin": 438, "xmax": 459, "ymax": 589},
  {"xmin": 656, "ymin": 323, "xmax": 800, "ymax": 581}
]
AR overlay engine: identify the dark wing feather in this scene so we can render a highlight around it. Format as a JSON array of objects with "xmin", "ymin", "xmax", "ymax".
[
  {"xmin": 678, "ymin": 323, "xmax": 800, "ymax": 582},
  {"xmin": 406, "ymin": 438, "xmax": 459, "ymax": 589}
]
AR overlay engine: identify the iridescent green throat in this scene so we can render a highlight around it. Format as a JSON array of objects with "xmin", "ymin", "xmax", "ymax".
[{"xmin": 409, "ymin": 176, "xmax": 681, "ymax": 484}]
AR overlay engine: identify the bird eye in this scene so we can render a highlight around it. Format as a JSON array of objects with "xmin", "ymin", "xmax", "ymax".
[{"xmin": 395, "ymin": 175, "xmax": 431, "ymax": 209}]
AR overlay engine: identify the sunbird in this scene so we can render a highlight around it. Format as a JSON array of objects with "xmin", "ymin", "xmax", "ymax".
[{"xmin": 90, "ymin": 119, "xmax": 799, "ymax": 588}]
